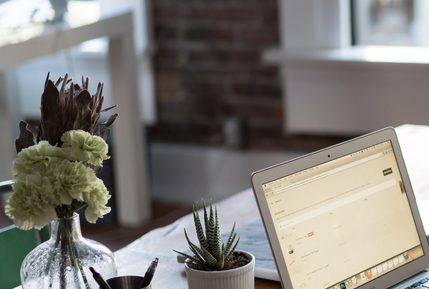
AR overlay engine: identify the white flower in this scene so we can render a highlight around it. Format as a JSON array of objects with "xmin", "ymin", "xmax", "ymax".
[
  {"xmin": 5, "ymin": 173, "xmax": 57, "ymax": 230},
  {"xmin": 5, "ymin": 130, "xmax": 112, "ymax": 229},
  {"xmin": 61, "ymin": 130, "xmax": 109, "ymax": 166},
  {"xmin": 83, "ymin": 179, "xmax": 111, "ymax": 223},
  {"xmin": 47, "ymin": 159, "xmax": 98, "ymax": 205},
  {"xmin": 13, "ymin": 141, "xmax": 67, "ymax": 176}
]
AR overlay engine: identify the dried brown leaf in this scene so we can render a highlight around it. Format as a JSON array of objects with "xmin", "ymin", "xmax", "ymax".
[
  {"xmin": 15, "ymin": 121, "xmax": 35, "ymax": 153},
  {"xmin": 36, "ymin": 74, "xmax": 117, "ymax": 144},
  {"xmin": 102, "ymin": 113, "xmax": 118, "ymax": 128},
  {"xmin": 101, "ymin": 105, "xmax": 116, "ymax": 112},
  {"xmin": 40, "ymin": 80, "xmax": 62, "ymax": 145}
]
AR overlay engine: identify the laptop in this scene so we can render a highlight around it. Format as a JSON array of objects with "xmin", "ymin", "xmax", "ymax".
[{"xmin": 251, "ymin": 127, "xmax": 429, "ymax": 289}]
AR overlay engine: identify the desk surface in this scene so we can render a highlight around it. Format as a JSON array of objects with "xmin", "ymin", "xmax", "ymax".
[
  {"xmin": 13, "ymin": 124, "xmax": 429, "ymax": 289},
  {"xmin": 113, "ymin": 124, "xmax": 429, "ymax": 289}
]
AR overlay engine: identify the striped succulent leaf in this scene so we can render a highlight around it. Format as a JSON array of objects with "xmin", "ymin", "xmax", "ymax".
[
  {"xmin": 192, "ymin": 204, "xmax": 209, "ymax": 251},
  {"xmin": 184, "ymin": 229, "xmax": 205, "ymax": 263},
  {"xmin": 211, "ymin": 208, "xmax": 221, "ymax": 259},
  {"xmin": 225, "ymin": 236, "xmax": 240, "ymax": 264},
  {"xmin": 203, "ymin": 201, "xmax": 209, "ymax": 238},
  {"xmin": 201, "ymin": 247, "xmax": 218, "ymax": 268},
  {"xmin": 207, "ymin": 204, "xmax": 216, "ymax": 254},
  {"xmin": 225, "ymin": 223, "xmax": 237, "ymax": 254},
  {"xmin": 174, "ymin": 250, "xmax": 202, "ymax": 265},
  {"xmin": 216, "ymin": 245, "xmax": 225, "ymax": 270}
]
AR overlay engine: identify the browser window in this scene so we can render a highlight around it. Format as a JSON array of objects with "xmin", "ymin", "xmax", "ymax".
[{"xmin": 262, "ymin": 141, "xmax": 423, "ymax": 289}]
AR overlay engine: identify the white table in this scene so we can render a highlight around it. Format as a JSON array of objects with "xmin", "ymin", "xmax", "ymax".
[
  {"xmin": 112, "ymin": 124, "xmax": 429, "ymax": 289},
  {"xmin": 0, "ymin": 9, "xmax": 150, "ymax": 226},
  {"xmin": 13, "ymin": 124, "xmax": 429, "ymax": 289}
]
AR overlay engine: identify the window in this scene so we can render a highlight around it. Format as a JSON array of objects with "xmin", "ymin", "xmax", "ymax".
[
  {"xmin": 0, "ymin": 0, "xmax": 155, "ymax": 124},
  {"xmin": 353, "ymin": 0, "xmax": 429, "ymax": 46}
]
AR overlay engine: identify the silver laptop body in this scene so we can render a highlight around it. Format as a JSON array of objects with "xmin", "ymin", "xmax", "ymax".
[{"xmin": 252, "ymin": 127, "xmax": 429, "ymax": 289}]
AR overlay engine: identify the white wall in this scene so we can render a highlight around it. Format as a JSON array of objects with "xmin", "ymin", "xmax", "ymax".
[
  {"xmin": 150, "ymin": 143, "xmax": 302, "ymax": 204},
  {"xmin": 286, "ymin": 61, "xmax": 429, "ymax": 134},
  {"xmin": 270, "ymin": 0, "xmax": 429, "ymax": 134}
]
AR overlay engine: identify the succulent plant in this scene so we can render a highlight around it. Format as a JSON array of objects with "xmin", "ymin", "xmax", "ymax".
[{"xmin": 175, "ymin": 202, "xmax": 239, "ymax": 271}]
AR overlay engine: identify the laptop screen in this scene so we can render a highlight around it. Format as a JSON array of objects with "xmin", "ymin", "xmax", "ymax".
[{"xmin": 261, "ymin": 141, "xmax": 424, "ymax": 289}]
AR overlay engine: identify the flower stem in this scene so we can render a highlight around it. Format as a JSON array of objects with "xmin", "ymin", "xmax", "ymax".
[
  {"xmin": 56, "ymin": 215, "xmax": 92, "ymax": 289},
  {"xmin": 68, "ymin": 230, "xmax": 91, "ymax": 289},
  {"xmin": 22, "ymin": 213, "xmax": 106, "ymax": 288},
  {"xmin": 59, "ymin": 219, "xmax": 70, "ymax": 289},
  {"xmin": 47, "ymin": 236, "xmax": 60, "ymax": 289}
]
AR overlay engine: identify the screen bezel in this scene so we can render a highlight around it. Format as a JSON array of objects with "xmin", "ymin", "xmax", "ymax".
[{"xmin": 251, "ymin": 127, "xmax": 429, "ymax": 289}]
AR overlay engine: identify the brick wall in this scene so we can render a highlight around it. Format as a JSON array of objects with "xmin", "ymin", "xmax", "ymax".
[
  {"xmin": 149, "ymin": 0, "xmax": 288, "ymax": 149},
  {"xmin": 148, "ymin": 0, "xmax": 351, "ymax": 150}
]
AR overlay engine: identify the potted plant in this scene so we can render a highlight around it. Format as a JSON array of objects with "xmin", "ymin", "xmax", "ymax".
[{"xmin": 175, "ymin": 202, "xmax": 255, "ymax": 289}]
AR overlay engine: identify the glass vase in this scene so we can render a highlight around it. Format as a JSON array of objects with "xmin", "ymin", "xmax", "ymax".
[{"xmin": 20, "ymin": 213, "xmax": 117, "ymax": 289}]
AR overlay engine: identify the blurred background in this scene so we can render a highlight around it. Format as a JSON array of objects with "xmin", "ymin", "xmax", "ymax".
[{"xmin": 1, "ymin": 0, "xmax": 429, "ymax": 247}]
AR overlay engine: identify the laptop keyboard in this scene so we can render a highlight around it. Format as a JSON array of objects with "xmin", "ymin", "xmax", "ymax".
[{"xmin": 404, "ymin": 277, "xmax": 429, "ymax": 288}]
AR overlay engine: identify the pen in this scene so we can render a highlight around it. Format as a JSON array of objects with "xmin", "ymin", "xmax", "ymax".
[
  {"xmin": 89, "ymin": 267, "xmax": 112, "ymax": 289},
  {"xmin": 141, "ymin": 257, "xmax": 159, "ymax": 287}
]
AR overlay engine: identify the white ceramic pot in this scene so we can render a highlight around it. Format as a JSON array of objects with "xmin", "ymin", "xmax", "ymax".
[{"xmin": 185, "ymin": 251, "xmax": 255, "ymax": 289}]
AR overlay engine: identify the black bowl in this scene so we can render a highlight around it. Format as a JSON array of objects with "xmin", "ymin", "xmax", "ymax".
[{"xmin": 102, "ymin": 275, "xmax": 150, "ymax": 289}]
